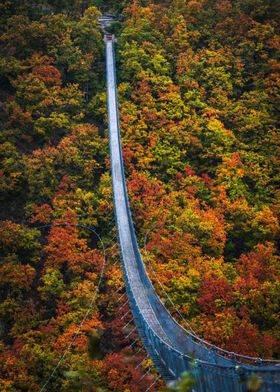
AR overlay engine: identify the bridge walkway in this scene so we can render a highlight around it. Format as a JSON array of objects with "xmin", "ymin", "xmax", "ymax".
[{"xmin": 105, "ymin": 33, "xmax": 280, "ymax": 391}]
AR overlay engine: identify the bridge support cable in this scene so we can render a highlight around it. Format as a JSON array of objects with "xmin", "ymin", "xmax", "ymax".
[
  {"xmin": 38, "ymin": 223, "xmax": 107, "ymax": 392},
  {"xmin": 105, "ymin": 33, "xmax": 280, "ymax": 390},
  {"xmin": 143, "ymin": 227, "xmax": 196, "ymax": 335},
  {"xmin": 145, "ymin": 375, "xmax": 161, "ymax": 392}
]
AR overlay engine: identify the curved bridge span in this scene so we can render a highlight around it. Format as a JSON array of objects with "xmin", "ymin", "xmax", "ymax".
[{"xmin": 105, "ymin": 34, "xmax": 280, "ymax": 391}]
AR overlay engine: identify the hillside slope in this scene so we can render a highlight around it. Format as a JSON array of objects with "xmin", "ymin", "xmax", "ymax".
[{"xmin": 0, "ymin": 1, "xmax": 279, "ymax": 391}]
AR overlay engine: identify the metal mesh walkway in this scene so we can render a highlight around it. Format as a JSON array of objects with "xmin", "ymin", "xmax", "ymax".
[{"xmin": 105, "ymin": 34, "xmax": 280, "ymax": 391}]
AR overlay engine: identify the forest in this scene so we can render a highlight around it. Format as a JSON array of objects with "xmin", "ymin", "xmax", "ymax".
[{"xmin": 0, "ymin": 0, "xmax": 279, "ymax": 391}]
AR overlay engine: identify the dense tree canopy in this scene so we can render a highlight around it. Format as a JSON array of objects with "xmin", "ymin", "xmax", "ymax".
[
  {"xmin": 0, "ymin": 0, "xmax": 279, "ymax": 391},
  {"xmin": 115, "ymin": 0, "xmax": 279, "ymax": 362}
]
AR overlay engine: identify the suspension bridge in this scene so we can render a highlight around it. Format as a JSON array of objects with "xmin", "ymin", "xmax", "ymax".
[{"xmin": 105, "ymin": 33, "xmax": 280, "ymax": 391}]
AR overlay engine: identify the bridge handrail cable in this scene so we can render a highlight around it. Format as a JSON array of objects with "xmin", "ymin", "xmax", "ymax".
[{"xmin": 106, "ymin": 35, "xmax": 280, "ymax": 387}]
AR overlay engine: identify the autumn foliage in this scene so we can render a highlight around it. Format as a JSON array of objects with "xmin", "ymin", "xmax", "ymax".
[{"xmin": 0, "ymin": 0, "xmax": 279, "ymax": 391}]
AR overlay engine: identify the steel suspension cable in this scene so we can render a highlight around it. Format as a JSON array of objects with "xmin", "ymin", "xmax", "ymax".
[
  {"xmin": 143, "ymin": 226, "xmax": 197, "ymax": 336},
  {"xmin": 38, "ymin": 223, "xmax": 107, "ymax": 392},
  {"xmin": 144, "ymin": 226, "xmax": 280, "ymax": 364}
]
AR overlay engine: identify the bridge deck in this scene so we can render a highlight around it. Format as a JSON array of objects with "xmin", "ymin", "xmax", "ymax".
[
  {"xmin": 106, "ymin": 39, "xmax": 173, "ymax": 348},
  {"xmin": 105, "ymin": 35, "xmax": 280, "ymax": 390}
]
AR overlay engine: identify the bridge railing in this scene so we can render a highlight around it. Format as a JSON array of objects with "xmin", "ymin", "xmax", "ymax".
[{"xmin": 106, "ymin": 36, "xmax": 280, "ymax": 391}]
